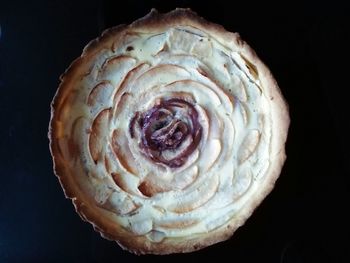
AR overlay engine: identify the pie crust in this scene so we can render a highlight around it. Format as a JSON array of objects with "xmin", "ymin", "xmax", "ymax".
[{"xmin": 49, "ymin": 8, "xmax": 290, "ymax": 254}]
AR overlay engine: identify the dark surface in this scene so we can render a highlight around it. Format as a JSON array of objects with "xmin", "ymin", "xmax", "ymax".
[{"xmin": 0, "ymin": 1, "xmax": 349, "ymax": 262}]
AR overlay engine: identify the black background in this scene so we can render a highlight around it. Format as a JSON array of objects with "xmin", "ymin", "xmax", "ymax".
[{"xmin": 1, "ymin": 0, "xmax": 349, "ymax": 262}]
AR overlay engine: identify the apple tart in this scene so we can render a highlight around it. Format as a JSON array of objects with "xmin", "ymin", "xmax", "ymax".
[{"xmin": 49, "ymin": 8, "xmax": 290, "ymax": 254}]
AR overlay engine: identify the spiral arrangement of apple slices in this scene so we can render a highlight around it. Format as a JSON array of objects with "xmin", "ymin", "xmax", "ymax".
[{"xmin": 49, "ymin": 9, "xmax": 289, "ymax": 254}]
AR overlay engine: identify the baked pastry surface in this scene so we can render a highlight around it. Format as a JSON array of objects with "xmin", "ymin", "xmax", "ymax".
[{"xmin": 49, "ymin": 8, "xmax": 290, "ymax": 254}]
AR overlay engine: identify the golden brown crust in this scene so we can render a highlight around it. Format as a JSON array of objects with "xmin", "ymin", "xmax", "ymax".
[{"xmin": 49, "ymin": 8, "xmax": 290, "ymax": 254}]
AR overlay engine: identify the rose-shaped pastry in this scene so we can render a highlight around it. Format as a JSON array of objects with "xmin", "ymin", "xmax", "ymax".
[{"xmin": 49, "ymin": 9, "xmax": 289, "ymax": 254}]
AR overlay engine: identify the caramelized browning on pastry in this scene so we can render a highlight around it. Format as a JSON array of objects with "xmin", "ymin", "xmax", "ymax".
[{"xmin": 49, "ymin": 8, "xmax": 289, "ymax": 254}]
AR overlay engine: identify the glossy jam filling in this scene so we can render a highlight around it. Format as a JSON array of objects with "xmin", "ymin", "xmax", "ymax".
[{"xmin": 130, "ymin": 98, "xmax": 202, "ymax": 168}]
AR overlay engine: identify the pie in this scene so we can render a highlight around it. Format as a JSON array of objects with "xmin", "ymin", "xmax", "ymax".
[{"xmin": 49, "ymin": 8, "xmax": 290, "ymax": 254}]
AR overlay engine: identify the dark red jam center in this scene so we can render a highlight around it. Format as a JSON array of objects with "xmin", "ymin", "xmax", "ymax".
[{"xmin": 129, "ymin": 98, "xmax": 202, "ymax": 168}]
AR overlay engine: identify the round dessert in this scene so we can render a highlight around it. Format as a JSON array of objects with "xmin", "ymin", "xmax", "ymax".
[{"xmin": 49, "ymin": 8, "xmax": 290, "ymax": 254}]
